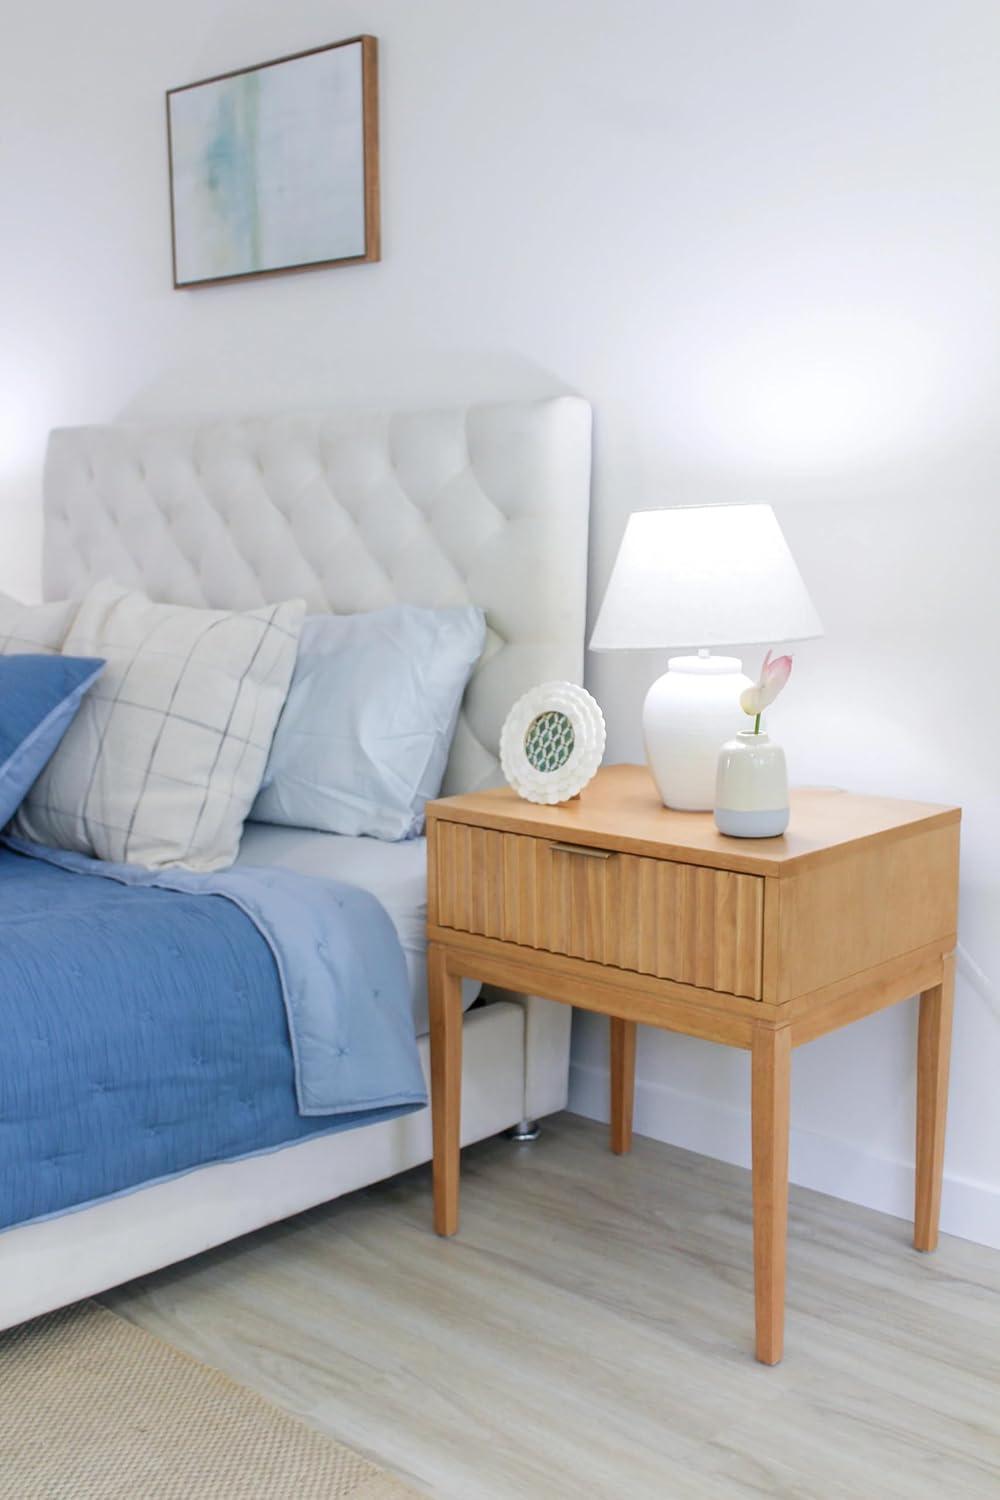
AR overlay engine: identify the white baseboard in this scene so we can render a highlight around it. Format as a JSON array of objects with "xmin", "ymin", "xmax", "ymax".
[{"xmin": 568, "ymin": 1060, "xmax": 1000, "ymax": 1251}]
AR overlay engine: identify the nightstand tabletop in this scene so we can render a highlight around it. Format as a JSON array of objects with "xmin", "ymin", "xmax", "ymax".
[{"xmin": 427, "ymin": 762, "xmax": 960, "ymax": 877}]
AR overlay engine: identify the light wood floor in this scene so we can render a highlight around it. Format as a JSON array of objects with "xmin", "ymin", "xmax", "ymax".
[{"xmin": 104, "ymin": 1114, "xmax": 1000, "ymax": 1499}]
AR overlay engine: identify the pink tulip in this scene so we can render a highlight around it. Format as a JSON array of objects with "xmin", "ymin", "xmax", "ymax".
[{"xmin": 740, "ymin": 649, "xmax": 793, "ymax": 722}]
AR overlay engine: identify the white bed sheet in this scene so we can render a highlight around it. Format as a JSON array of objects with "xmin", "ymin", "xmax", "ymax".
[{"xmin": 236, "ymin": 824, "xmax": 480, "ymax": 1036}]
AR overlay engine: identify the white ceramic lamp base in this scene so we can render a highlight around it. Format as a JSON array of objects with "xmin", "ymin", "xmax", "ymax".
[{"xmin": 643, "ymin": 653, "xmax": 751, "ymax": 811}]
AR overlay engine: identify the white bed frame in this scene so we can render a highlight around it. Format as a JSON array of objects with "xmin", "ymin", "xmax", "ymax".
[{"xmin": 3, "ymin": 396, "xmax": 592, "ymax": 1330}]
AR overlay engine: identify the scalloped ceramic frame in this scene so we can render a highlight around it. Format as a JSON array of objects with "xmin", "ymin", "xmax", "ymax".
[{"xmin": 499, "ymin": 681, "xmax": 606, "ymax": 804}]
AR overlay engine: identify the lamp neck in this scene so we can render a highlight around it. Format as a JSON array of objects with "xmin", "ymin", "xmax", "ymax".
[{"xmin": 667, "ymin": 652, "xmax": 743, "ymax": 676}]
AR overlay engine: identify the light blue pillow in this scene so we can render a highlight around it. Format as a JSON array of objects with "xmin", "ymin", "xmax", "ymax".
[
  {"xmin": 252, "ymin": 605, "xmax": 486, "ymax": 840},
  {"xmin": 0, "ymin": 654, "xmax": 105, "ymax": 829}
]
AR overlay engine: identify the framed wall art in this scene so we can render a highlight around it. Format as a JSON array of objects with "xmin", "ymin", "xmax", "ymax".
[{"xmin": 166, "ymin": 36, "xmax": 379, "ymax": 289}]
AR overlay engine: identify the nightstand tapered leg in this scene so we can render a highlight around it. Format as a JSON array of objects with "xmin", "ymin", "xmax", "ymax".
[
  {"xmin": 609, "ymin": 1017, "xmax": 636, "ymax": 1154},
  {"xmin": 751, "ymin": 1024, "xmax": 791, "ymax": 1365},
  {"xmin": 428, "ymin": 942, "xmax": 463, "ymax": 1237},
  {"xmin": 914, "ymin": 954, "xmax": 955, "ymax": 1253}
]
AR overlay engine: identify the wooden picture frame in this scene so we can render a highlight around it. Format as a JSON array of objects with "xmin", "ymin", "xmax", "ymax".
[{"xmin": 166, "ymin": 36, "xmax": 380, "ymax": 289}]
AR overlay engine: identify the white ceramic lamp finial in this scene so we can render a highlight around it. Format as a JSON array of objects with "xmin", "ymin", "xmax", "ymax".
[{"xmin": 590, "ymin": 505, "xmax": 822, "ymax": 811}]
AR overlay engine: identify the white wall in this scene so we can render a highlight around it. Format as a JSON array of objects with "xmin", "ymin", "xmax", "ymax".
[{"xmin": 3, "ymin": 1, "xmax": 999, "ymax": 1246}]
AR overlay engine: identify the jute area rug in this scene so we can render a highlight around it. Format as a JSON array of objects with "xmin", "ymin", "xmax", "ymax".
[{"xmin": 0, "ymin": 1300, "xmax": 421, "ymax": 1499}]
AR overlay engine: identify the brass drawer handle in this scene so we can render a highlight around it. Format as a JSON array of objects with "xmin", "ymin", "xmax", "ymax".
[{"xmin": 549, "ymin": 842, "xmax": 614, "ymax": 860}]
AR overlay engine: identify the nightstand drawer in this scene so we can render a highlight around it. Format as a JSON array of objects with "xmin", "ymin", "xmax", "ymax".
[{"xmin": 433, "ymin": 822, "xmax": 764, "ymax": 999}]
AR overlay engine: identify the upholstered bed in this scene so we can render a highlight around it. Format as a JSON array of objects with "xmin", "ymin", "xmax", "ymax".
[{"xmin": 0, "ymin": 395, "xmax": 592, "ymax": 1330}]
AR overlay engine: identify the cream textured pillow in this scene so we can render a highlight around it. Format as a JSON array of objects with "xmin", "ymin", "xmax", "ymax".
[
  {"xmin": 0, "ymin": 592, "xmax": 78, "ymax": 655},
  {"xmin": 15, "ymin": 581, "xmax": 305, "ymax": 871}
]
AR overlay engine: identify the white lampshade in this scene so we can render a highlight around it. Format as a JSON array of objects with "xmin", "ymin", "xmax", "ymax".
[{"xmin": 590, "ymin": 504, "xmax": 823, "ymax": 651}]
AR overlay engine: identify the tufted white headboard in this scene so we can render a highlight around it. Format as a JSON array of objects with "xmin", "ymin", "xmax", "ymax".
[{"xmin": 43, "ymin": 396, "xmax": 592, "ymax": 794}]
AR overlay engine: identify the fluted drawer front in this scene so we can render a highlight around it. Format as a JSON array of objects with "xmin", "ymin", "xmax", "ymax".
[{"xmin": 434, "ymin": 823, "xmax": 764, "ymax": 999}]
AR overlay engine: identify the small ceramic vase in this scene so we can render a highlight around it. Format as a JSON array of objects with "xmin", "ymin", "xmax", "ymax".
[{"xmin": 714, "ymin": 730, "xmax": 789, "ymax": 838}]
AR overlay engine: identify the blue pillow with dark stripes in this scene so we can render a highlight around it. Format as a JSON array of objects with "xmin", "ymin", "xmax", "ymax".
[{"xmin": 0, "ymin": 655, "xmax": 104, "ymax": 829}]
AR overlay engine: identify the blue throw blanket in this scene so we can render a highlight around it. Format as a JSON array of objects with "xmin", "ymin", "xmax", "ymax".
[{"xmin": 0, "ymin": 839, "xmax": 427, "ymax": 1230}]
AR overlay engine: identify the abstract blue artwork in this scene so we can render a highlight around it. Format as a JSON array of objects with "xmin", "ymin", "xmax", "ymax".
[{"xmin": 167, "ymin": 37, "xmax": 379, "ymax": 287}]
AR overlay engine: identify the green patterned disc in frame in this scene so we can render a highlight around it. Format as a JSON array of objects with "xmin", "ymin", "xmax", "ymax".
[{"xmin": 523, "ymin": 710, "xmax": 575, "ymax": 773}]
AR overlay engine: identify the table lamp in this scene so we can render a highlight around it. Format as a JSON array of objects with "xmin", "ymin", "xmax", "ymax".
[{"xmin": 589, "ymin": 504, "xmax": 823, "ymax": 811}]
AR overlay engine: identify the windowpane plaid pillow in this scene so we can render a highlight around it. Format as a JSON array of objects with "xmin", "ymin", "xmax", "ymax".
[{"xmin": 15, "ymin": 580, "xmax": 305, "ymax": 871}]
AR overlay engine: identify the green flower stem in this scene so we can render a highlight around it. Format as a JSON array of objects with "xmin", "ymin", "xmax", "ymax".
[{"xmin": 753, "ymin": 712, "xmax": 761, "ymax": 735}]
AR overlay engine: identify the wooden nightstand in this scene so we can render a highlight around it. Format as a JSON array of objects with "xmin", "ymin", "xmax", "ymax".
[{"xmin": 425, "ymin": 764, "xmax": 960, "ymax": 1364}]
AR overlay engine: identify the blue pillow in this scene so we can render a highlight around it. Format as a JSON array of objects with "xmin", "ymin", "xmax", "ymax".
[
  {"xmin": 0, "ymin": 655, "xmax": 105, "ymax": 829},
  {"xmin": 251, "ymin": 605, "xmax": 486, "ymax": 840}
]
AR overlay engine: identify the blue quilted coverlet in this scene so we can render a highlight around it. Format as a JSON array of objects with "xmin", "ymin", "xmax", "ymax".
[{"xmin": 0, "ymin": 840, "xmax": 427, "ymax": 1230}]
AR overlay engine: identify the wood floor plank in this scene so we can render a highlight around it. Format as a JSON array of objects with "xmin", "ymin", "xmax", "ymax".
[{"xmin": 103, "ymin": 1114, "xmax": 1000, "ymax": 1500}]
